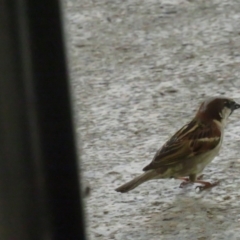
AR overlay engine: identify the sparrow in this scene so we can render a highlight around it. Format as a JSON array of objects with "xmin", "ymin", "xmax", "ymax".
[{"xmin": 115, "ymin": 97, "xmax": 240, "ymax": 193}]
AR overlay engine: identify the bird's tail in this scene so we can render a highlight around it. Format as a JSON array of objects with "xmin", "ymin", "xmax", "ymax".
[{"xmin": 115, "ymin": 170, "xmax": 159, "ymax": 193}]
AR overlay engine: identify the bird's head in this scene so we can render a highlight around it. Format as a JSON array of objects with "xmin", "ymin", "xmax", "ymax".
[{"xmin": 196, "ymin": 97, "xmax": 240, "ymax": 125}]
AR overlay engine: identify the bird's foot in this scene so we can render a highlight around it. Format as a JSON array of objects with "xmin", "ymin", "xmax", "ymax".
[
  {"xmin": 178, "ymin": 174, "xmax": 204, "ymax": 188},
  {"xmin": 196, "ymin": 174, "xmax": 204, "ymax": 180},
  {"xmin": 195, "ymin": 180, "xmax": 220, "ymax": 192},
  {"xmin": 179, "ymin": 178, "xmax": 191, "ymax": 188}
]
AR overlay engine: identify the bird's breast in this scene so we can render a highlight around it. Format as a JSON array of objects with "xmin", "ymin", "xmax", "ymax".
[{"xmin": 196, "ymin": 133, "xmax": 223, "ymax": 173}]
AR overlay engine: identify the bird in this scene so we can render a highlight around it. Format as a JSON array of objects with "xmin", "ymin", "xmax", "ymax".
[{"xmin": 115, "ymin": 97, "xmax": 240, "ymax": 193}]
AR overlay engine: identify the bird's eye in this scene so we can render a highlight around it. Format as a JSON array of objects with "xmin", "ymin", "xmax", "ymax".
[{"xmin": 224, "ymin": 100, "xmax": 233, "ymax": 108}]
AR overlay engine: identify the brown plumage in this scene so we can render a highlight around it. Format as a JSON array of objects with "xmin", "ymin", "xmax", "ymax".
[{"xmin": 115, "ymin": 97, "xmax": 240, "ymax": 193}]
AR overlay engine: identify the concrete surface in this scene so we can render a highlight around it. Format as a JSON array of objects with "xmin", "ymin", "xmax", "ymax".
[{"xmin": 64, "ymin": 0, "xmax": 240, "ymax": 239}]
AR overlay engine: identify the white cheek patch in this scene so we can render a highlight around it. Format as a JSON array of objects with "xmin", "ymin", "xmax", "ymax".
[
  {"xmin": 220, "ymin": 107, "xmax": 231, "ymax": 120},
  {"xmin": 219, "ymin": 107, "xmax": 232, "ymax": 128}
]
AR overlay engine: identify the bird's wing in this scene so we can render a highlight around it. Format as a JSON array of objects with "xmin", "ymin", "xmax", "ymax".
[{"xmin": 143, "ymin": 119, "xmax": 221, "ymax": 171}]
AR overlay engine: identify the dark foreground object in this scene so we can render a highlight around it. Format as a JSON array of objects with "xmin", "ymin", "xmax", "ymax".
[{"xmin": 0, "ymin": 0, "xmax": 86, "ymax": 239}]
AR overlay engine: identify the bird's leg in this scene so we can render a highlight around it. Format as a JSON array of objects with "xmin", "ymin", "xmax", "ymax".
[
  {"xmin": 196, "ymin": 174, "xmax": 204, "ymax": 180},
  {"xmin": 177, "ymin": 174, "xmax": 203, "ymax": 188},
  {"xmin": 195, "ymin": 180, "xmax": 220, "ymax": 191},
  {"xmin": 178, "ymin": 174, "xmax": 204, "ymax": 188},
  {"xmin": 178, "ymin": 177, "xmax": 191, "ymax": 188}
]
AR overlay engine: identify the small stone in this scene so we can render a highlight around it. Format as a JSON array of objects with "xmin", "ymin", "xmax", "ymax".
[{"xmin": 223, "ymin": 196, "xmax": 231, "ymax": 200}]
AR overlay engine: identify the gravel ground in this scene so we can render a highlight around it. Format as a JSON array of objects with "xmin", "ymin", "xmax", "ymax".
[{"xmin": 63, "ymin": 0, "xmax": 240, "ymax": 239}]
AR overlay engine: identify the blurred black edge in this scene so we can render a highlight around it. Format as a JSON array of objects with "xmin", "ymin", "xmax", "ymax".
[{"xmin": 0, "ymin": 0, "xmax": 86, "ymax": 239}]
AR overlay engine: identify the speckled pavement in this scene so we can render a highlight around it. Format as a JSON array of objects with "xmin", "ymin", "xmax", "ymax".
[{"xmin": 64, "ymin": 0, "xmax": 240, "ymax": 239}]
